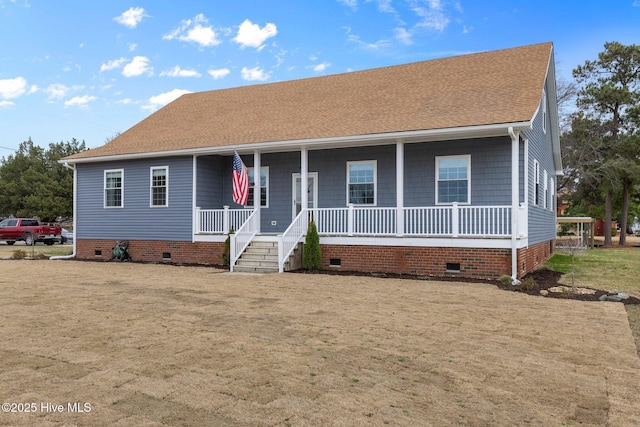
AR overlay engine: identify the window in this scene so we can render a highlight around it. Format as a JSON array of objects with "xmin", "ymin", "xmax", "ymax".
[
  {"xmin": 436, "ymin": 155, "xmax": 470, "ymax": 204},
  {"xmin": 550, "ymin": 177, "xmax": 555, "ymax": 211},
  {"xmin": 533, "ymin": 160, "xmax": 540, "ymax": 206},
  {"xmin": 104, "ymin": 169, "xmax": 123, "ymax": 208},
  {"xmin": 247, "ymin": 167, "xmax": 268, "ymax": 207},
  {"xmin": 542, "ymin": 90, "xmax": 548, "ymax": 133},
  {"xmin": 150, "ymin": 166, "xmax": 168, "ymax": 207},
  {"xmin": 543, "ymin": 170, "xmax": 548, "ymax": 209},
  {"xmin": 347, "ymin": 161, "xmax": 376, "ymax": 205}
]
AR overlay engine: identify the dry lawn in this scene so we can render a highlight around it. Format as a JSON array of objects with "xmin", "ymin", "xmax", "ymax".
[{"xmin": 1, "ymin": 260, "xmax": 639, "ymax": 426}]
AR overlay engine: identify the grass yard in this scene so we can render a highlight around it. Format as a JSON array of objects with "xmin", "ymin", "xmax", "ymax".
[
  {"xmin": 1, "ymin": 260, "xmax": 639, "ymax": 426},
  {"xmin": 546, "ymin": 246, "xmax": 640, "ymax": 357}
]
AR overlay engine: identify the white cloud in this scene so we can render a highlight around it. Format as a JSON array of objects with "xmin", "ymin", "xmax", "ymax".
[
  {"xmin": 233, "ymin": 19, "xmax": 277, "ymax": 50},
  {"xmin": 122, "ymin": 56, "xmax": 152, "ymax": 77},
  {"xmin": 160, "ymin": 66, "xmax": 202, "ymax": 78},
  {"xmin": 0, "ymin": 76, "xmax": 27, "ymax": 99},
  {"xmin": 114, "ymin": 7, "xmax": 146, "ymax": 28},
  {"xmin": 100, "ymin": 57, "xmax": 126, "ymax": 72},
  {"xmin": 143, "ymin": 89, "xmax": 191, "ymax": 111},
  {"xmin": 43, "ymin": 83, "xmax": 85, "ymax": 100},
  {"xmin": 208, "ymin": 68, "xmax": 231, "ymax": 80},
  {"xmin": 0, "ymin": 100, "xmax": 15, "ymax": 108},
  {"xmin": 116, "ymin": 98, "xmax": 134, "ymax": 105},
  {"xmin": 64, "ymin": 95, "xmax": 97, "ymax": 108},
  {"xmin": 163, "ymin": 14, "xmax": 220, "ymax": 47},
  {"xmin": 347, "ymin": 34, "xmax": 391, "ymax": 50},
  {"xmin": 394, "ymin": 27, "xmax": 413, "ymax": 45},
  {"xmin": 337, "ymin": 0, "xmax": 358, "ymax": 8},
  {"xmin": 410, "ymin": 0, "xmax": 450, "ymax": 31},
  {"xmin": 313, "ymin": 62, "xmax": 331, "ymax": 73},
  {"xmin": 241, "ymin": 66, "xmax": 270, "ymax": 81},
  {"xmin": 128, "ymin": 42, "xmax": 137, "ymax": 51}
]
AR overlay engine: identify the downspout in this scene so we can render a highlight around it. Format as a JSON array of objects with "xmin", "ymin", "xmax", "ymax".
[
  {"xmin": 508, "ymin": 127, "xmax": 520, "ymax": 284},
  {"xmin": 50, "ymin": 162, "xmax": 77, "ymax": 260}
]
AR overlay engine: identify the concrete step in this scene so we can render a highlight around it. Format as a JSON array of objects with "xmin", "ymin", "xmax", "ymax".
[
  {"xmin": 235, "ymin": 259, "xmax": 278, "ymax": 268},
  {"xmin": 233, "ymin": 265, "xmax": 279, "ymax": 274},
  {"xmin": 241, "ymin": 253, "xmax": 278, "ymax": 262}
]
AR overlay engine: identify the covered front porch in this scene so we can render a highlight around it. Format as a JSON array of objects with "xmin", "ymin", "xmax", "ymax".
[{"xmin": 191, "ymin": 131, "xmax": 527, "ymax": 275}]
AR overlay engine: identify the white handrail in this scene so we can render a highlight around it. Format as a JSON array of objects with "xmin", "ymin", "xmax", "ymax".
[
  {"xmin": 230, "ymin": 209, "xmax": 259, "ymax": 272},
  {"xmin": 278, "ymin": 209, "xmax": 309, "ymax": 272}
]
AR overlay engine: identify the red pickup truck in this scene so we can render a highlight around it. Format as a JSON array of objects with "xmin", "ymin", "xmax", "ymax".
[{"xmin": 0, "ymin": 218, "xmax": 63, "ymax": 246}]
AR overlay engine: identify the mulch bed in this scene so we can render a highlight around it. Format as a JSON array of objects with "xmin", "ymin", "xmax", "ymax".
[{"xmin": 292, "ymin": 268, "xmax": 640, "ymax": 305}]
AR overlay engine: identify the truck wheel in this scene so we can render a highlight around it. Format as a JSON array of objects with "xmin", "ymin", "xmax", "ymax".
[
  {"xmin": 45, "ymin": 240, "xmax": 54, "ymax": 246},
  {"xmin": 6, "ymin": 241, "xmax": 15, "ymax": 245},
  {"xmin": 23, "ymin": 233, "xmax": 34, "ymax": 246}
]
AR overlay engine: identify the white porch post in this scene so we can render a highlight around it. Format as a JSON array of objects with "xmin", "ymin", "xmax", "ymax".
[
  {"xmin": 301, "ymin": 147, "xmax": 308, "ymax": 219},
  {"xmin": 396, "ymin": 140, "xmax": 404, "ymax": 236},
  {"xmin": 509, "ymin": 127, "xmax": 520, "ymax": 281},
  {"xmin": 254, "ymin": 151, "xmax": 261, "ymax": 234}
]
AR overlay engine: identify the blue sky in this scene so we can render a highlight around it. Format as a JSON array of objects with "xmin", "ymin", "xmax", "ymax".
[{"xmin": 1, "ymin": 0, "xmax": 639, "ymax": 153}]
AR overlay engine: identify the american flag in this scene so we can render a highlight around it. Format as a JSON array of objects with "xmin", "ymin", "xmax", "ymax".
[{"xmin": 232, "ymin": 151, "xmax": 249, "ymax": 206}]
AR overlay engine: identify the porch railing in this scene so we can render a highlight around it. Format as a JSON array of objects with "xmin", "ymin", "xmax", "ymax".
[
  {"xmin": 314, "ymin": 204, "xmax": 514, "ymax": 237},
  {"xmin": 278, "ymin": 209, "xmax": 309, "ymax": 273},
  {"xmin": 195, "ymin": 206, "xmax": 253, "ymax": 234},
  {"xmin": 230, "ymin": 209, "xmax": 259, "ymax": 272}
]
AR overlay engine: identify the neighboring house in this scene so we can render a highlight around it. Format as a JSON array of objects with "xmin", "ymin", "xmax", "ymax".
[{"xmin": 62, "ymin": 42, "xmax": 561, "ymax": 279}]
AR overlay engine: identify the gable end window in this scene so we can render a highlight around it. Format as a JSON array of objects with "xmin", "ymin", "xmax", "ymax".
[
  {"xmin": 150, "ymin": 166, "xmax": 168, "ymax": 207},
  {"xmin": 104, "ymin": 169, "xmax": 124, "ymax": 208},
  {"xmin": 436, "ymin": 155, "xmax": 470, "ymax": 204},
  {"xmin": 247, "ymin": 166, "xmax": 269, "ymax": 208},
  {"xmin": 347, "ymin": 161, "xmax": 376, "ymax": 205}
]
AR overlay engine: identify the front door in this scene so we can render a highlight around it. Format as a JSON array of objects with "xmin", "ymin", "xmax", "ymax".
[{"xmin": 292, "ymin": 173, "xmax": 318, "ymax": 220}]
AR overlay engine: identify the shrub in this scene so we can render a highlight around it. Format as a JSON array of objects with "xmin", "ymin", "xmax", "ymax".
[
  {"xmin": 514, "ymin": 277, "xmax": 538, "ymax": 292},
  {"xmin": 222, "ymin": 227, "xmax": 234, "ymax": 268},
  {"xmin": 303, "ymin": 220, "xmax": 321, "ymax": 270},
  {"xmin": 11, "ymin": 249, "xmax": 28, "ymax": 260}
]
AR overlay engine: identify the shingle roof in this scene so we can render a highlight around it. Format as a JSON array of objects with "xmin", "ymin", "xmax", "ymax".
[{"xmin": 68, "ymin": 42, "xmax": 553, "ymax": 160}]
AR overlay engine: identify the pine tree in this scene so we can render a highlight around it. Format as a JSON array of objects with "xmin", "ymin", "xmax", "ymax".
[{"xmin": 303, "ymin": 220, "xmax": 321, "ymax": 270}]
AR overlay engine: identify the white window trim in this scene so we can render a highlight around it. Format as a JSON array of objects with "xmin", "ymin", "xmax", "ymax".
[
  {"xmin": 150, "ymin": 166, "xmax": 169, "ymax": 208},
  {"xmin": 550, "ymin": 177, "xmax": 555, "ymax": 211},
  {"xmin": 435, "ymin": 154, "xmax": 471, "ymax": 205},
  {"xmin": 104, "ymin": 169, "xmax": 124, "ymax": 209},
  {"xmin": 533, "ymin": 160, "xmax": 540, "ymax": 206},
  {"xmin": 542, "ymin": 89, "xmax": 547, "ymax": 134},
  {"xmin": 246, "ymin": 166, "xmax": 269, "ymax": 208},
  {"xmin": 543, "ymin": 170, "xmax": 548, "ymax": 209},
  {"xmin": 346, "ymin": 160, "xmax": 377, "ymax": 206}
]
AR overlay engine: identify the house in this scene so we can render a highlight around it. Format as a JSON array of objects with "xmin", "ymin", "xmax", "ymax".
[{"xmin": 62, "ymin": 42, "xmax": 561, "ymax": 279}]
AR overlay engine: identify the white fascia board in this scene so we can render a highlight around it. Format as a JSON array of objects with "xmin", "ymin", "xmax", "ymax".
[{"xmin": 60, "ymin": 122, "xmax": 532, "ymax": 165}]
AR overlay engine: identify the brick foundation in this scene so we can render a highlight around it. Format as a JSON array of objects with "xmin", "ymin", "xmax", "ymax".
[
  {"xmin": 320, "ymin": 244, "xmax": 512, "ymax": 279},
  {"xmin": 76, "ymin": 238, "xmax": 554, "ymax": 279},
  {"xmin": 517, "ymin": 240, "xmax": 555, "ymax": 278},
  {"xmin": 76, "ymin": 239, "xmax": 225, "ymax": 265},
  {"xmin": 321, "ymin": 241, "xmax": 554, "ymax": 280}
]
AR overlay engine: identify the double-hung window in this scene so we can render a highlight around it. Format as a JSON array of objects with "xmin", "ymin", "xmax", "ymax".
[
  {"xmin": 104, "ymin": 169, "xmax": 123, "ymax": 208},
  {"xmin": 534, "ymin": 160, "xmax": 540, "ymax": 206},
  {"xmin": 150, "ymin": 166, "xmax": 168, "ymax": 207},
  {"xmin": 247, "ymin": 167, "xmax": 268, "ymax": 208},
  {"xmin": 436, "ymin": 155, "xmax": 470, "ymax": 204},
  {"xmin": 347, "ymin": 161, "xmax": 376, "ymax": 205},
  {"xmin": 543, "ymin": 170, "xmax": 548, "ymax": 209}
]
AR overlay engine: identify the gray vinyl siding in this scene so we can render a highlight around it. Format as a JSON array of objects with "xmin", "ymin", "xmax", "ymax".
[
  {"xmin": 405, "ymin": 137, "xmax": 514, "ymax": 206},
  {"xmin": 196, "ymin": 156, "xmax": 223, "ymax": 209},
  {"xmin": 76, "ymin": 157, "xmax": 193, "ymax": 241},
  {"xmin": 524, "ymin": 85, "xmax": 557, "ymax": 245}
]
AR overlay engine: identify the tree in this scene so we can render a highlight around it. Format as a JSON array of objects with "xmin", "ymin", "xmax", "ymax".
[
  {"xmin": 303, "ymin": 220, "xmax": 322, "ymax": 270},
  {"xmin": 573, "ymin": 42, "xmax": 640, "ymax": 245},
  {"xmin": 0, "ymin": 138, "xmax": 86, "ymax": 221}
]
